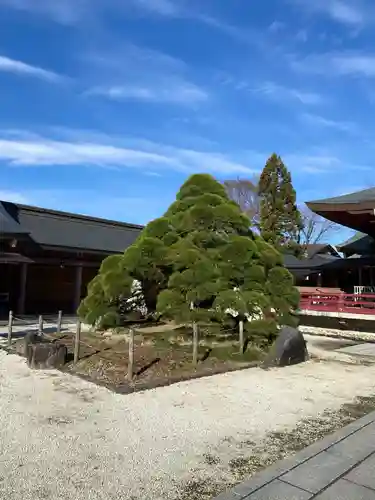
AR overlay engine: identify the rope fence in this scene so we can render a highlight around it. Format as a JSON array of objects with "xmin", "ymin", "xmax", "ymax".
[{"xmin": 5, "ymin": 311, "xmax": 247, "ymax": 381}]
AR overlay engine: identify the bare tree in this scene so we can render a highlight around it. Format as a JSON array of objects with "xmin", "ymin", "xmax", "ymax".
[
  {"xmin": 298, "ymin": 204, "xmax": 342, "ymax": 245},
  {"xmin": 224, "ymin": 176, "xmax": 260, "ymax": 229}
]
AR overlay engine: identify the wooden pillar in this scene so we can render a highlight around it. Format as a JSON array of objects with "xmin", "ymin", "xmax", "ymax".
[
  {"xmin": 17, "ymin": 263, "xmax": 28, "ymax": 315},
  {"xmin": 73, "ymin": 265, "xmax": 83, "ymax": 312},
  {"xmin": 317, "ymin": 272, "xmax": 322, "ymax": 287}
]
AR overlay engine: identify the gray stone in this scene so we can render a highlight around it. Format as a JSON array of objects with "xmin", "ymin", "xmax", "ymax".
[
  {"xmin": 345, "ymin": 453, "xmax": 375, "ymax": 490},
  {"xmin": 314, "ymin": 479, "xmax": 375, "ymax": 499},
  {"xmin": 246, "ymin": 479, "xmax": 312, "ymax": 499},
  {"xmin": 27, "ymin": 342, "xmax": 67, "ymax": 369},
  {"xmin": 17, "ymin": 330, "xmax": 41, "ymax": 357},
  {"xmin": 280, "ymin": 450, "xmax": 357, "ymax": 494},
  {"xmin": 263, "ymin": 326, "xmax": 308, "ymax": 368},
  {"xmin": 327, "ymin": 423, "xmax": 375, "ymax": 463}
]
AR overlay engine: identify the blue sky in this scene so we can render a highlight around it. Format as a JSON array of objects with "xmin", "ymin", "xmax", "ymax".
[{"xmin": 0, "ymin": 0, "xmax": 374, "ymax": 228}]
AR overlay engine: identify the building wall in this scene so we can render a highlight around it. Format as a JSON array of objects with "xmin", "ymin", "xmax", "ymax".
[
  {"xmin": 0, "ymin": 264, "xmax": 20, "ymax": 315},
  {"xmin": 0, "ymin": 261, "xmax": 101, "ymax": 317}
]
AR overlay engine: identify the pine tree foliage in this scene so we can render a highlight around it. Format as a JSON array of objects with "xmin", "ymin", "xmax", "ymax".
[
  {"xmin": 79, "ymin": 173, "xmax": 299, "ymax": 338},
  {"xmin": 258, "ymin": 153, "xmax": 302, "ymax": 255}
]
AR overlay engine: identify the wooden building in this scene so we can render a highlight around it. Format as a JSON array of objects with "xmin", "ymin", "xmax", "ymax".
[
  {"xmin": 304, "ymin": 188, "xmax": 375, "ymax": 293},
  {"xmin": 0, "ymin": 201, "xmax": 142, "ymax": 317}
]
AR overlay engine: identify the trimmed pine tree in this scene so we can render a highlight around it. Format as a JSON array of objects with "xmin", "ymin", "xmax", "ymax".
[{"xmin": 79, "ymin": 173, "xmax": 299, "ymax": 340}]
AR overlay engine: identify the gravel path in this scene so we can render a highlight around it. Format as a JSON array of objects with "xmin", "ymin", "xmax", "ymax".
[{"xmin": 1, "ymin": 351, "xmax": 375, "ymax": 500}]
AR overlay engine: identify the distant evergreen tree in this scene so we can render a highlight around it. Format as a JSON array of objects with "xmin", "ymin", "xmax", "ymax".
[{"xmin": 258, "ymin": 153, "xmax": 302, "ymax": 255}]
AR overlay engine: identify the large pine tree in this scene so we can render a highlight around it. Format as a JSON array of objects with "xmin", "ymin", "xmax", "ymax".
[
  {"xmin": 258, "ymin": 153, "xmax": 302, "ymax": 255},
  {"xmin": 79, "ymin": 174, "xmax": 299, "ymax": 337}
]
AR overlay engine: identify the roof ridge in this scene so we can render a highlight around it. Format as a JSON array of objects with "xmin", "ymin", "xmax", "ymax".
[{"xmin": 1, "ymin": 200, "xmax": 144, "ymax": 230}]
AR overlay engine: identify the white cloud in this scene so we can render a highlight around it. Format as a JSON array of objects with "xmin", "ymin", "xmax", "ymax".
[
  {"xmin": 84, "ymin": 44, "xmax": 207, "ymax": 106},
  {"xmin": 284, "ymin": 153, "xmax": 341, "ymax": 173},
  {"xmin": 301, "ymin": 113, "xmax": 358, "ymax": 133},
  {"xmin": 0, "ymin": 0, "xmax": 91, "ymax": 24},
  {"xmin": 290, "ymin": 0, "xmax": 372, "ymax": 27},
  {"xmin": 268, "ymin": 21, "xmax": 285, "ymax": 33},
  {"xmin": 332, "ymin": 54, "xmax": 375, "ymax": 76},
  {"xmin": 0, "ymin": 129, "xmax": 254, "ymax": 175},
  {"xmin": 0, "ymin": 187, "xmax": 162, "ymax": 223},
  {"xmin": 321, "ymin": 0, "xmax": 365, "ymax": 25},
  {"xmin": 0, "ymin": 189, "xmax": 29, "ymax": 204},
  {"xmin": 0, "ymin": 55, "xmax": 64, "ymax": 82},
  {"xmin": 290, "ymin": 51, "xmax": 375, "ymax": 78},
  {"xmin": 129, "ymin": 0, "xmax": 179, "ymax": 16},
  {"xmin": 89, "ymin": 82, "xmax": 208, "ymax": 105},
  {"xmin": 253, "ymin": 82, "xmax": 323, "ymax": 105}
]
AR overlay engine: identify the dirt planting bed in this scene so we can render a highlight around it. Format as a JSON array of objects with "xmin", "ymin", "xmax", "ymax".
[{"xmin": 11, "ymin": 326, "xmax": 267, "ymax": 393}]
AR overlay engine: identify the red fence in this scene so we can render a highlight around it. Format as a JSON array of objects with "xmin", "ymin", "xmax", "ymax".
[{"xmin": 300, "ymin": 292, "xmax": 375, "ymax": 315}]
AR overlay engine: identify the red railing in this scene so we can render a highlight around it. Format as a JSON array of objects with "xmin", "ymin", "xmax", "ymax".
[{"xmin": 300, "ymin": 291, "xmax": 375, "ymax": 315}]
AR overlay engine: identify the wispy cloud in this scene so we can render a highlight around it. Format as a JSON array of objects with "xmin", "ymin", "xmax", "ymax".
[
  {"xmin": 290, "ymin": 0, "xmax": 373, "ymax": 27},
  {"xmin": 0, "ymin": 189, "xmax": 29, "ymax": 204},
  {"xmin": 128, "ymin": 0, "xmax": 180, "ymax": 16},
  {"xmin": 252, "ymin": 82, "xmax": 323, "ymax": 105},
  {"xmin": 88, "ymin": 81, "xmax": 208, "ymax": 105},
  {"xmin": 268, "ymin": 21, "xmax": 285, "ymax": 33},
  {"xmin": 301, "ymin": 112, "xmax": 358, "ymax": 133},
  {"xmin": 284, "ymin": 153, "xmax": 341, "ymax": 173},
  {"xmin": 0, "ymin": 129, "xmax": 254, "ymax": 175},
  {"xmin": 0, "ymin": 0, "xmax": 91, "ymax": 24},
  {"xmin": 0, "ymin": 55, "xmax": 64, "ymax": 82},
  {"xmin": 0, "ymin": 187, "xmax": 162, "ymax": 224},
  {"xmin": 290, "ymin": 51, "xmax": 375, "ymax": 78},
  {"xmin": 84, "ymin": 44, "xmax": 208, "ymax": 106}
]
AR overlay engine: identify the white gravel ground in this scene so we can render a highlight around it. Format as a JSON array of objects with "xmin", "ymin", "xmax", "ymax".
[{"xmin": 1, "ymin": 351, "xmax": 375, "ymax": 500}]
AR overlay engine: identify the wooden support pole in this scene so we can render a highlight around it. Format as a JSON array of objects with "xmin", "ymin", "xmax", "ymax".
[
  {"xmin": 74, "ymin": 265, "xmax": 83, "ymax": 312},
  {"xmin": 74, "ymin": 319, "xmax": 81, "ymax": 364},
  {"xmin": 239, "ymin": 320, "xmax": 244, "ymax": 354},
  {"xmin": 192, "ymin": 322, "xmax": 199, "ymax": 366},
  {"xmin": 17, "ymin": 263, "xmax": 28, "ymax": 315},
  {"xmin": 7, "ymin": 310, "xmax": 13, "ymax": 348},
  {"xmin": 127, "ymin": 328, "xmax": 134, "ymax": 381},
  {"xmin": 38, "ymin": 315, "xmax": 43, "ymax": 336},
  {"xmin": 57, "ymin": 310, "xmax": 62, "ymax": 335}
]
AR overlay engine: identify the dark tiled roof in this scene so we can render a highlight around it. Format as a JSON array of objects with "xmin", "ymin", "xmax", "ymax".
[
  {"xmin": 0, "ymin": 201, "xmax": 143, "ymax": 254},
  {"xmin": 0, "ymin": 253, "xmax": 34, "ymax": 264},
  {"xmin": 0, "ymin": 202, "xmax": 29, "ymax": 235},
  {"xmin": 305, "ymin": 244, "xmax": 338, "ymax": 258},
  {"xmin": 308, "ymin": 187, "xmax": 375, "ymax": 205},
  {"xmin": 337, "ymin": 233, "xmax": 375, "ymax": 254},
  {"xmin": 284, "ymin": 254, "xmax": 340, "ymax": 270},
  {"xmin": 339, "ymin": 231, "xmax": 366, "ymax": 247}
]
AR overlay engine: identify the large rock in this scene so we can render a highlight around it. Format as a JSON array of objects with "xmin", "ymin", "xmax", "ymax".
[
  {"xmin": 22, "ymin": 332, "xmax": 67, "ymax": 369},
  {"xmin": 27, "ymin": 342, "xmax": 67, "ymax": 369},
  {"xmin": 263, "ymin": 326, "xmax": 308, "ymax": 368}
]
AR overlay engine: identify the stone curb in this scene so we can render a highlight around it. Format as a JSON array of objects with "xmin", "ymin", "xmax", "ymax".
[{"xmin": 213, "ymin": 411, "xmax": 375, "ymax": 500}]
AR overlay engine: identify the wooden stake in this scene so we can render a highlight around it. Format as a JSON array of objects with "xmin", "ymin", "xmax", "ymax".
[
  {"xmin": 38, "ymin": 315, "xmax": 43, "ymax": 336},
  {"xmin": 239, "ymin": 320, "xmax": 244, "ymax": 354},
  {"xmin": 192, "ymin": 322, "xmax": 199, "ymax": 366},
  {"xmin": 73, "ymin": 319, "xmax": 81, "ymax": 364},
  {"xmin": 57, "ymin": 310, "xmax": 62, "ymax": 335},
  {"xmin": 7, "ymin": 310, "xmax": 13, "ymax": 348},
  {"xmin": 128, "ymin": 328, "xmax": 134, "ymax": 381}
]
